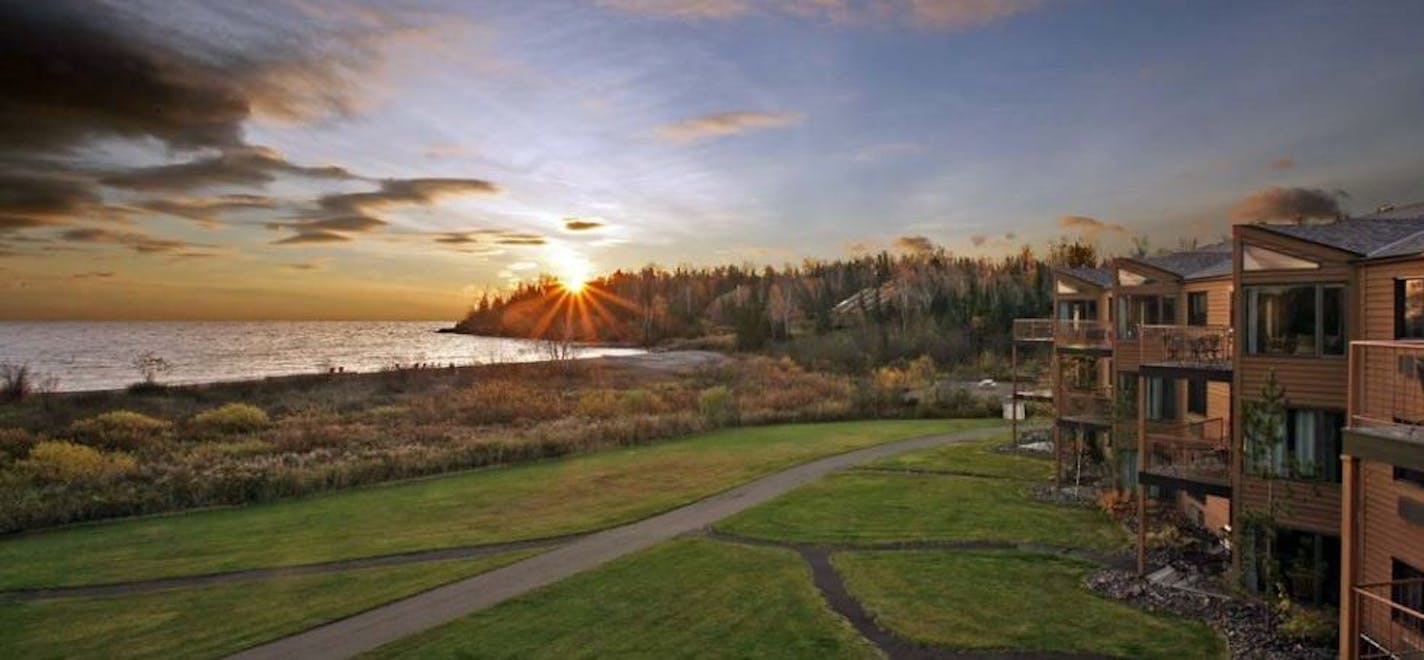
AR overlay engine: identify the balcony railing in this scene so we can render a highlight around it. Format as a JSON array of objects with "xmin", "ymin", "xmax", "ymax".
[
  {"xmin": 1350, "ymin": 579, "xmax": 1424, "ymax": 659},
  {"xmin": 1347, "ymin": 341, "xmax": 1424, "ymax": 441},
  {"xmin": 1013, "ymin": 318, "xmax": 1054, "ymax": 342},
  {"xmin": 1141, "ymin": 418, "xmax": 1230, "ymax": 486},
  {"xmin": 1059, "ymin": 389, "xmax": 1112, "ymax": 424},
  {"xmin": 1139, "ymin": 325, "xmax": 1234, "ymax": 372},
  {"xmin": 1055, "ymin": 319, "xmax": 1112, "ymax": 349}
]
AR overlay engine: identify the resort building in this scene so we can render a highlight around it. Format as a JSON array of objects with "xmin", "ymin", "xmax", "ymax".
[{"xmin": 1015, "ymin": 206, "xmax": 1424, "ymax": 651}]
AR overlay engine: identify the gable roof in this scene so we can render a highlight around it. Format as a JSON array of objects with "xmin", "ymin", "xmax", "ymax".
[
  {"xmin": 1249, "ymin": 208, "xmax": 1424, "ymax": 259},
  {"xmin": 1057, "ymin": 266, "xmax": 1113, "ymax": 288},
  {"xmin": 1132, "ymin": 242, "xmax": 1233, "ymax": 281}
]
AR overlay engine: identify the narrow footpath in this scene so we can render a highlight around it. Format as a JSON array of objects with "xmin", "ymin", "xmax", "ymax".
[{"xmin": 228, "ymin": 425, "xmax": 1006, "ymax": 660}]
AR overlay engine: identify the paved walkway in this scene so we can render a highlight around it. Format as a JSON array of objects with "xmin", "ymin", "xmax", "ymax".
[{"xmin": 229, "ymin": 425, "xmax": 1005, "ymax": 660}]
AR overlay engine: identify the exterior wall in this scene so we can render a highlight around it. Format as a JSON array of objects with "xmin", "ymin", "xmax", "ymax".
[
  {"xmin": 1238, "ymin": 474, "xmax": 1342, "ymax": 536},
  {"xmin": 1357, "ymin": 459, "xmax": 1424, "ymax": 649}
]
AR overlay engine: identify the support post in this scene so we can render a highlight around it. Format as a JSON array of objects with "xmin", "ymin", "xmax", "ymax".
[
  {"xmin": 1338, "ymin": 453, "xmax": 1359, "ymax": 660},
  {"xmin": 1136, "ymin": 371, "xmax": 1147, "ymax": 577},
  {"xmin": 1011, "ymin": 342, "xmax": 1018, "ymax": 445}
]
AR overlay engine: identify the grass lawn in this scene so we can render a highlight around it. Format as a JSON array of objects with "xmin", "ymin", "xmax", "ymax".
[
  {"xmin": 0, "ymin": 419, "xmax": 998, "ymax": 590},
  {"xmin": 0, "ymin": 551, "xmax": 537, "ymax": 660},
  {"xmin": 835, "ymin": 550, "xmax": 1225, "ymax": 659},
  {"xmin": 865, "ymin": 432, "xmax": 1053, "ymax": 481},
  {"xmin": 716, "ymin": 472, "xmax": 1124, "ymax": 550},
  {"xmin": 370, "ymin": 539, "xmax": 878, "ymax": 659}
]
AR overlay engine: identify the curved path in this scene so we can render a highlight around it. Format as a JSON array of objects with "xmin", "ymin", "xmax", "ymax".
[{"xmin": 229, "ymin": 425, "xmax": 1006, "ymax": 660}]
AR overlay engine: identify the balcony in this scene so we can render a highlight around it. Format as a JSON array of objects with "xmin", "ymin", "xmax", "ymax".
[
  {"xmin": 1055, "ymin": 319, "xmax": 1113, "ymax": 351},
  {"xmin": 1140, "ymin": 418, "xmax": 1231, "ymax": 494},
  {"xmin": 1139, "ymin": 325, "xmax": 1234, "ymax": 380},
  {"xmin": 1349, "ymin": 579, "xmax": 1424, "ymax": 659},
  {"xmin": 1058, "ymin": 388, "xmax": 1112, "ymax": 427},
  {"xmin": 1013, "ymin": 318, "xmax": 1054, "ymax": 342},
  {"xmin": 1346, "ymin": 341, "xmax": 1424, "ymax": 444}
]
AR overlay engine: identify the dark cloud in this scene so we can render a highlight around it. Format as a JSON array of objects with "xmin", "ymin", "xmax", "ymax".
[
  {"xmin": 564, "ymin": 219, "xmax": 604, "ymax": 231},
  {"xmin": 435, "ymin": 233, "xmax": 481, "ymax": 245},
  {"xmin": 136, "ymin": 194, "xmax": 277, "ymax": 229},
  {"xmin": 59, "ymin": 227, "xmax": 194, "ymax": 253},
  {"xmin": 0, "ymin": 175, "xmax": 109, "ymax": 231},
  {"xmin": 272, "ymin": 230, "xmax": 351, "ymax": 246},
  {"xmin": 495, "ymin": 233, "xmax": 547, "ymax": 246},
  {"xmin": 1059, "ymin": 215, "xmax": 1127, "ymax": 239},
  {"xmin": 1231, "ymin": 186, "xmax": 1344, "ymax": 222},
  {"xmin": 103, "ymin": 147, "xmax": 353, "ymax": 192},
  {"xmin": 894, "ymin": 235, "xmax": 935, "ymax": 254},
  {"xmin": 288, "ymin": 215, "xmax": 389, "ymax": 233},
  {"xmin": 71, "ymin": 271, "xmax": 116, "ymax": 280},
  {"xmin": 970, "ymin": 234, "xmax": 988, "ymax": 247}
]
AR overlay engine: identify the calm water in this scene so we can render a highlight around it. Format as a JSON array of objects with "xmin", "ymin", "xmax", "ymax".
[{"xmin": 0, "ymin": 321, "xmax": 645, "ymax": 392}]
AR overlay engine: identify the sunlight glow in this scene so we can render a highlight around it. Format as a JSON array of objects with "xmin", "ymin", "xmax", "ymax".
[{"xmin": 549, "ymin": 246, "xmax": 593, "ymax": 295}]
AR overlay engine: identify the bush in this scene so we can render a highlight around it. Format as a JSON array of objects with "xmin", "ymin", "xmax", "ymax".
[
  {"xmin": 193, "ymin": 403, "xmax": 270, "ymax": 433},
  {"xmin": 1, "ymin": 364, "xmax": 34, "ymax": 401},
  {"xmin": 19, "ymin": 441, "xmax": 136, "ymax": 482},
  {"xmin": 1276, "ymin": 596, "xmax": 1336, "ymax": 645},
  {"xmin": 576, "ymin": 389, "xmax": 622, "ymax": 419},
  {"xmin": 697, "ymin": 386, "xmax": 738, "ymax": 427},
  {"xmin": 69, "ymin": 410, "xmax": 172, "ymax": 451},
  {"xmin": 0, "ymin": 427, "xmax": 37, "ymax": 460}
]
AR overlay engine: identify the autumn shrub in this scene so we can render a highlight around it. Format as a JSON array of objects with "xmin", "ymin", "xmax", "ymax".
[
  {"xmin": 697, "ymin": 385, "xmax": 738, "ymax": 427},
  {"xmin": 193, "ymin": 403, "xmax": 270, "ymax": 433},
  {"xmin": 0, "ymin": 427, "xmax": 37, "ymax": 461},
  {"xmin": 576, "ymin": 389, "xmax": 622, "ymax": 419},
  {"xmin": 1276, "ymin": 595, "xmax": 1336, "ymax": 645},
  {"xmin": 68, "ymin": 410, "xmax": 171, "ymax": 451},
  {"xmin": 19, "ymin": 441, "xmax": 136, "ymax": 483},
  {"xmin": 1096, "ymin": 489, "xmax": 1133, "ymax": 521},
  {"xmin": 414, "ymin": 379, "xmax": 570, "ymax": 425}
]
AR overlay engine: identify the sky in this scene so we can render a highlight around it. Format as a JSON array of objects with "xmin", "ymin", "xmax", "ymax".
[{"xmin": 2, "ymin": 0, "xmax": 1424, "ymax": 320}]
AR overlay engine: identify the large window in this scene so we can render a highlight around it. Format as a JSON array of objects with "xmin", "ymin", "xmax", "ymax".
[
  {"xmin": 1145, "ymin": 376, "xmax": 1177, "ymax": 421},
  {"xmin": 1245, "ymin": 284, "xmax": 1346, "ymax": 356},
  {"xmin": 1117, "ymin": 295, "xmax": 1176, "ymax": 340},
  {"xmin": 1188, "ymin": 292, "xmax": 1209, "ymax": 326},
  {"xmin": 1056, "ymin": 299, "xmax": 1098, "ymax": 321},
  {"xmin": 1396, "ymin": 279, "xmax": 1424, "ymax": 339},
  {"xmin": 1247, "ymin": 409, "xmax": 1343, "ymax": 482}
]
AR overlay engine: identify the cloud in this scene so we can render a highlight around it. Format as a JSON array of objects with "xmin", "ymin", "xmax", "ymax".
[
  {"xmin": 894, "ymin": 235, "xmax": 935, "ymax": 254},
  {"xmin": 970, "ymin": 234, "xmax": 988, "ymax": 247},
  {"xmin": 58, "ymin": 227, "xmax": 195, "ymax": 253},
  {"xmin": 1271, "ymin": 156, "xmax": 1296, "ymax": 170},
  {"xmin": 136, "ymin": 194, "xmax": 276, "ymax": 229},
  {"xmin": 102, "ymin": 147, "xmax": 353, "ymax": 192},
  {"xmin": 495, "ymin": 233, "xmax": 548, "ymax": 246},
  {"xmin": 71, "ymin": 271, "xmax": 116, "ymax": 280},
  {"xmin": 1231, "ymin": 186, "xmax": 1344, "ymax": 223},
  {"xmin": 0, "ymin": 175, "xmax": 113, "ymax": 231},
  {"xmin": 564, "ymin": 218, "xmax": 604, "ymax": 231},
  {"xmin": 1059, "ymin": 215, "xmax": 1128, "ymax": 240},
  {"xmin": 597, "ymin": 0, "xmax": 750, "ymax": 20},
  {"xmin": 272, "ymin": 230, "xmax": 351, "ymax": 245},
  {"xmin": 281, "ymin": 259, "xmax": 327, "ymax": 272},
  {"xmin": 423, "ymin": 142, "xmax": 468, "ymax": 159},
  {"xmin": 601, "ymin": 0, "xmax": 1043, "ymax": 30},
  {"xmin": 270, "ymin": 178, "xmax": 502, "ymax": 244},
  {"xmin": 655, "ymin": 111, "xmax": 803, "ymax": 144}
]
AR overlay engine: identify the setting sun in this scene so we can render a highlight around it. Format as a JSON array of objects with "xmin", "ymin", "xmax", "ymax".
[{"xmin": 550, "ymin": 246, "xmax": 593, "ymax": 295}]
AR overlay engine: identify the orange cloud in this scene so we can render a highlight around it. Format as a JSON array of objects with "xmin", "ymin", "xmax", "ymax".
[
  {"xmin": 1059, "ymin": 215, "xmax": 1127, "ymax": 239},
  {"xmin": 655, "ymin": 111, "xmax": 803, "ymax": 144}
]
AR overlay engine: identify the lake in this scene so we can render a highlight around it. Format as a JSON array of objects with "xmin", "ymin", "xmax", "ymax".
[{"xmin": 0, "ymin": 321, "xmax": 645, "ymax": 392}]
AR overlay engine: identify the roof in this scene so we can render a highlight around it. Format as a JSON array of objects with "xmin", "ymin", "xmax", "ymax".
[
  {"xmin": 1057, "ymin": 266, "xmax": 1113, "ymax": 288},
  {"xmin": 1133, "ymin": 242, "xmax": 1233, "ymax": 280},
  {"xmin": 1249, "ymin": 208, "xmax": 1424, "ymax": 259}
]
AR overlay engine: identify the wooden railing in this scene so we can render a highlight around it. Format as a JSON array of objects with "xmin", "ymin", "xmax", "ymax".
[
  {"xmin": 1059, "ymin": 389, "xmax": 1112, "ymax": 422},
  {"xmin": 1139, "ymin": 325, "xmax": 1233, "ymax": 370},
  {"xmin": 1055, "ymin": 319, "xmax": 1112, "ymax": 349},
  {"xmin": 1141, "ymin": 418, "xmax": 1230, "ymax": 484},
  {"xmin": 1350, "ymin": 579, "xmax": 1424, "ymax": 659},
  {"xmin": 1013, "ymin": 318, "xmax": 1054, "ymax": 342},
  {"xmin": 1348, "ymin": 341, "xmax": 1424, "ymax": 440}
]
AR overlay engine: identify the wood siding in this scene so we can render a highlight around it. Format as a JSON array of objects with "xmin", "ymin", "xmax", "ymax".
[
  {"xmin": 1238, "ymin": 355, "xmax": 1348, "ymax": 409},
  {"xmin": 1356, "ymin": 256, "xmax": 1424, "ymax": 341},
  {"xmin": 1237, "ymin": 474, "xmax": 1342, "ymax": 535},
  {"xmin": 1357, "ymin": 459, "xmax": 1424, "ymax": 648}
]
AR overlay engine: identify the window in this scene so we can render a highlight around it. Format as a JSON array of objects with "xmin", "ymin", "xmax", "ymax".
[
  {"xmin": 1187, "ymin": 377, "xmax": 1207, "ymax": 415},
  {"xmin": 1243, "ymin": 245, "xmax": 1319, "ymax": 271},
  {"xmin": 1145, "ymin": 376, "xmax": 1177, "ymax": 421},
  {"xmin": 1396, "ymin": 465, "xmax": 1424, "ymax": 489},
  {"xmin": 1396, "ymin": 279, "xmax": 1424, "ymax": 339},
  {"xmin": 1245, "ymin": 284, "xmax": 1346, "ymax": 357},
  {"xmin": 1248, "ymin": 409, "xmax": 1343, "ymax": 481},
  {"xmin": 1188, "ymin": 292, "xmax": 1209, "ymax": 326},
  {"xmin": 1117, "ymin": 295, "xmax": 1172, "ymax": 340},
  {"xmin": 1056, "ymin": 300, "xmax": 1098, "ymax": 321},
  {"xmin": 1392, "ymin": 560, "xmax": 1424, "ymax": 632}
]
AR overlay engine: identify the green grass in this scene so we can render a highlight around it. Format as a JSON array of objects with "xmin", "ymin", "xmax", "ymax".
[
  {"xmin": 716, "ymin": 472, "xmax": 1124, "ymax": 550},
  {"xmin": 835, "ymin": 551, "xmax": 1225, "ymax": 659},
  {"xmin": 866, "ymin": 432, "xmax": 1053, "ymax": 480},
  {"xmin": 370, "ymin": 539, "xmax": 878, "ymax": 659},
  {"xmin": 0, "ymin": 419, "xmax": 998, "ymax": 590},
  {"xmin": 0, "ymin": 551, "xmax": 537, "ymax": 660}
]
